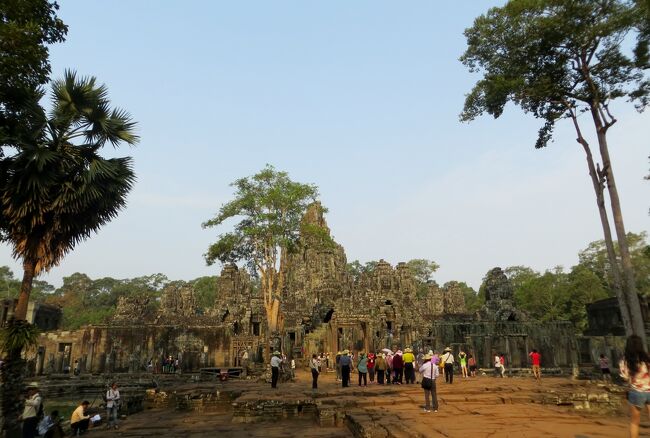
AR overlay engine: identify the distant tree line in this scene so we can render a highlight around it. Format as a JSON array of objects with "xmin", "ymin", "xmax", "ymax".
[{"xmin": 348, "ymin": 232, "xmax": 650, "ymax": 333}]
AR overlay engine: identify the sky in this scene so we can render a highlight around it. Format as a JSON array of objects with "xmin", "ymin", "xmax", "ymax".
[{"xmin": 1, "ymin": 1, "xmax": 648, "ymax": 290}]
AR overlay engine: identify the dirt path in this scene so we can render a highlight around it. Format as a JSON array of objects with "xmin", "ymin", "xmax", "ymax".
[{"xmin": 85, "ymin": 370, "xmax": 640, "ymax": 437}]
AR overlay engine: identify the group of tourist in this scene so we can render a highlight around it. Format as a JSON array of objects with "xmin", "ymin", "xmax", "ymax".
[
  {"xmin": 161, "ymin": 355, "xmax": 180, "ymax": 374},
  {"xmin": 17, "ymin": 381, "xmax": 121, "ymax": 437}
]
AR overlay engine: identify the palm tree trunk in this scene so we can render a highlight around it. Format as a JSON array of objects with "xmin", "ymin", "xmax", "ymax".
[
  {"xmin": 591, "ymin": 108, "xmax": 646, "ymax": 344},
  {"xmin": 14, "ymin": 258, "xmax": 36, "ymax": 321},
  {"xmin": 1, "ymin": 335, "xmax": 26, "ymax": 438}
]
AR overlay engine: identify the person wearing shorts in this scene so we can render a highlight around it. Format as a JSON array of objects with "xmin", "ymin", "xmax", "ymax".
[
  {"xmin": 599, "ymin": 354, "xmax": 611, "ymax": 382},
  {"xmin": 620, "ymin": 335, "xmax": 650, "ymax": 438},
  {"xmin": 529, "ymin": 349, "xmax": 541, "ymax": 382}
]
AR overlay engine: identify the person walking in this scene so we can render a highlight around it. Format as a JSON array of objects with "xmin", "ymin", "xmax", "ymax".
[
  {"xmin": 619, "ymin": 335, "xmax": 650, "ymax": 438},
  {"xmin": 419, "ymin": 352, "xmax": 439, "ymax": 413},
  {"xmin": 386, "ymin": 353, "xmax": 393, "ymax": 384},
  {"xmin": 270, "ymin": 351, "xmax": 282, "ymax": 388},
  {"xmin": 468, "ymin": 354, "xmax": 477, "ymax": 377},
  {"xmin": 357, "ymin": 352, "xmax": 368, "ymax": 386},
  {"xmin": 499, "ymin": 353, "xmax": 507, "ymax": 378},
  {"xmin": 494, "ymin": 353, "xmax": 503, "ymax": 378},
  {"xmin": 290, "ymin": 358, "xmax": 296, "ymax": 380},
  {"xmin": 441, "ymin": 347, "xmax": 455, "ymax": 384},
  {"xmin": 529, "ymin": 349, "xmax": 541, "ymax": 382},
  {"xmin": 335, "ymin": 351, "xmax": 342, "ymax": 382},
  {"xmin": 310, "ymin": 354, "xmax": 319, "ymax": 391},
  {"xmin": 393, "ymin": 350, "xmax": 404, "ymax": 384},
  {"xmin": 403, "ymin": 348, "xmax": 416, "ymax": 384},
  {"xmin": 106, "ymin": 382, "xmax": 120, "ymax": 430},
  {"xmin": 375, "ymin": 353, "xmax": 387, "ymax": 385},
  {"xmin": 458, "ymin": 350, "xmax": 468, "ymax": 378},
  {"xmin": 367, "ymin": 353, "xmax": 376, "ymax": 384},
  {"xmin": 21, "ymin": 382, "xmax": 42, "ymax": 438},
  {"xmin": 340, "ymin": 350, "xmax": 352, "ymax": 387}
]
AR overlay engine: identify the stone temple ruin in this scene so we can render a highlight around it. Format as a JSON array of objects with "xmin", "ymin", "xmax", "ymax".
[{"xmin": 35, "ymin": 204, "xmax": 579, "ymax": 375}]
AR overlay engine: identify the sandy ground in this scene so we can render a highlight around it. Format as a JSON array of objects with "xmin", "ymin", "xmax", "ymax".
[{"xmin": 83, "ymin": 369, "xmax": 643, "ymax": 438}]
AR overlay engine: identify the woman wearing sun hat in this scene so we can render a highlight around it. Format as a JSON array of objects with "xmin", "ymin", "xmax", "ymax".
[
  {"xmin": 403, "ymin": 348, "xmax": 416, "ymax": 384},
  {"xmin": 419, "ymin": 352, "xmax": 439, "ymax": 413}
]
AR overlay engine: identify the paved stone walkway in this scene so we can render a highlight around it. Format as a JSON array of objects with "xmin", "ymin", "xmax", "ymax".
[{"xmin": 84, "ymin": 369, "xmax": 641, "ymax": 437}]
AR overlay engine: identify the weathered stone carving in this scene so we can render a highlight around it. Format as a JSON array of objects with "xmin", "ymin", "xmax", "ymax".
[
  {"xmin": 481, "ymin": 267, "xmax": 524, "ymax": 321},
  {"xmin": 113, "ymin": 296, "xmax": 150, "ymax": 322},
  {"xmin": 160, "ymin": 282, "xmax": 196, "ymax": 318}
]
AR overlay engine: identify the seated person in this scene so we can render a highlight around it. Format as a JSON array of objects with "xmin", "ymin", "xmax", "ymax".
[
  {"xmin": 70, "ymin": 401, "xmax": 91, "ymax": 435},
  {"xmin": 38, "ymin": 410, "xmax": 64, "ymax": 438}
]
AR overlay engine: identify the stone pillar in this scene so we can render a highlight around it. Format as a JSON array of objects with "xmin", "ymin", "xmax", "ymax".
[{"xmin": 36, "ymin": 347, "xmax": 45, "ymax": 375}]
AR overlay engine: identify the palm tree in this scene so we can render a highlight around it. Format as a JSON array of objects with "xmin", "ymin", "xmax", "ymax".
[
  {"xmin": 0, "ymin": 70, "xmax": 137, "ymax": 437},
  {"xmin": 0, "ymin": 70, "xmax": 138, "ymax": 320}
]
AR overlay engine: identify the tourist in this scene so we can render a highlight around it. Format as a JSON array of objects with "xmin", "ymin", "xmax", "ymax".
[
  {"xmin": 441, "ymin": 347, "xmax": 455, "ymax": 384},
  {"xmin": 375, "ymin": 353, "xmax": 387, "ymax": 385},
  {"xmin": 499, "ymin": 353, "xmax": 507, "ymax": 378},
  {"xmin": 310, "ymin": 354, "xmax": 319, "ymax": 390},
  {"xmin": 290, "ymin": 357, "xmax": 296, "ymax": 380},
  {"xmin": 241, "ymin": 350, "xmax": 249, "ymax": 370},
  {"xmin": 21, "ymin": 382, "xmax": 42, "ymax": 438},
  {"xmin": 494, "ymin": 353, "xmax": 503, "ymax": 378},
  {"xmin": 335, "ymin": 351, "xmax": 342, "ymax": 382},
  {"xmin": 147, "ymin": 358, "xmax": 153, "ymax": 373},
  {"xmin": 70, "ymin": 400, "xmax": 91, "ymax": 436},
  {"xmin": 340, "ymin": 349, "xmax": 352, "ymax": 387},
  {"xmin": 357, "ymin": 352, "xmax": 368, "ymax": 386},
  {"xmin": 393, "ymin": 350, "xmax": 403, "ymax": 384},
  {"xmin": 619, "ymin": 335, "xmax": 650, "ymax": 438},
  {"xmin": 367, "ymin": 353, "xmax": 376, "ymax": 384},
  {"xmin": 529, "ymin": 349, "xmax": 541, "ymax": 382},
  {"xmin": 106, "ymin": 382, "xmax": 120, "ymax": 430},
  {"xmin": 326, "ymin": 353, "xmax": 330, "ymax": 370},
  {"xmin": 317, "ymin": 353, "xmax": 323, "ymax": 373},
  {"xmin": 270, "ymin": 351, "xmax": 282, "ymax": 388},
  {"xmin": 174, "ymin": 357, "xmax": 180, "ymax": 374},
  {"xmin": 459, "ymin": 350, "xmax": 468, "ymax": 378},
  {"xmin": 419, "ymin": 351, "xmax": 439, "ymax": 413},
  {"xmin": 73, "ymin": 360, "xmax": 81, "ymax": 376},
  {"xmin": 38, "ymin": 409, "xmax": 64, "ymax": 438},
  {"xmin": 385, "ymin": 352, "xmax": 393, "ymax": 384},
  {"xmin": 599, "ymin": 354, "xmax": 611, "ymax": 382},
  {"xmin": 468, "ymin": 353, "xmax": 477, "ymax": 377},
  {"xmin": 403, "ymin": 347, "xmax": 416, "ymax": 384}
]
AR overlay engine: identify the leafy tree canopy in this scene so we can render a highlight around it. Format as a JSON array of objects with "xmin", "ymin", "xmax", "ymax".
[
  {"xmin": 460, "ymin": 0, "xmax": 650, "ymax": 148},
  {"xmin": 203, "ymin": 165, "xmax": 320, "ymax": 275},
  {"xmin": 0, "ymin": 0, "xmax": 67, "ymax": 149},
  {"xmin": 578, "ymin": 231, "xmax": 650, "ymax": 295}
]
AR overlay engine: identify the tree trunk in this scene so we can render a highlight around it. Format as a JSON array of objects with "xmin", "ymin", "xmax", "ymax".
[
  {"xmin": 14, "ymin": 258, "xmax": 36, "ymax": 321},
  {"xmin": 591, "ymin": 108, "xmax": 646, "ymax": 344},
  {"xmin": 578, "ymin": 136, "xmax": 632, "ymax": 335},
  {"xmin": 1, "ymin": 328, "xmax": 26, "ymax": 438}
]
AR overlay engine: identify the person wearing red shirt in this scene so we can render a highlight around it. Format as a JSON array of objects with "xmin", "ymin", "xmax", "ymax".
[{"xmin": 529, "ymin": 349, "xmax": 541, "ymax": 382}]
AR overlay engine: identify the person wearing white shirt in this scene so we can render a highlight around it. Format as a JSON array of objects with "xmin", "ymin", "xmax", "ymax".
[
  {"xmin": 419, "ymin": 352, "xmax": 440, "ymax": 413},
  {"xmin": 270, "ymin": 351, "xmax": 282, "ymax": 388},
  {"xmin": 106, "ymin": 382, "xmax": 120, "ymax": 429}
]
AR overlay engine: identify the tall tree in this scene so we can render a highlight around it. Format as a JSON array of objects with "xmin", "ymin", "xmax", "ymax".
[
  {"xmin": 0, "ymin": 70, "xmax": 138, "ymax": 321},
  {"xmin": 0, "ymin": 0, "xmax": 67, "ymax": 150},
  {"xmin": 203, "ymin": 165, "xmax": 321, "ymax": 354},
  {"xmin": 461, "ymin": 0, "xmax": 649, "ymax": 341}
]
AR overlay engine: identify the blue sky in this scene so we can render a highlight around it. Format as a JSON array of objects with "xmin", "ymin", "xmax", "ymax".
[{"xmin": 1, "ymin": 1, "xmax": 648, "ymax": 289}]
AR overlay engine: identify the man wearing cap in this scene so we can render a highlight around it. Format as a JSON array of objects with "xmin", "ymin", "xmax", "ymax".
[
  {"xmin": 441, "ymin": 347, "xmax": 455, "ymax": 384},
  {"xmin": 419, "ymin": 352, "xmax": 440, "ymax": 413},
  {"xmin": 339, "ymin": 350, "xmax": 352, "ymax": 387},
  {"xmin": 270, "ymin": 351, "xmax": 282, "ymax": 388},
  {"xmin": 21, "ymin": 382, "xmax": 42, "ymax": 438}
]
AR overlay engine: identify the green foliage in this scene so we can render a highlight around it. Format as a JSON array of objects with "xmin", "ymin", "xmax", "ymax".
[
  {"xmin": 454, "ymin": 281, "xmax": 481, "ymax": 313},
  {"xmin": 502, "ymin": 264, "xmax": 608, "ymax": 332},
  {"xmin": 460, "ymin": 0, "xmax": 649, "ymax": 147},
  {"xmin": 0, "ymin": 265, "xmax": 53, "ymax": 300},
  {"xmin": 405, "ymin": 259, "xmax": 440, "ymax": 283},
  {"xmin": 191, "ymin": 276, "xmax": 219, "ymax": 311},
  {"xmin": 0, "ymin": 0, "xmax": 67, "ymax": 149},
  {"xmin": 49, "ymin": 273, "xmax": 169, "ymax": 329},
  {"xmin": 0, "ymin": 320, "xmax": 39, "ymax": 353},
  {"xmin": 0, "ymin": 70, "xmax": 138, "ymax": 276},
  {"xmin": 578, "ymin": 231, "xmax": 650, "ymax": 296},
  {"xmin": 346, "ymin": 260, "xmax": 379, "ymax": 282},
  {"xmin": 202, "ymin": 165, "xmax": 321, "ymax": 276}
]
